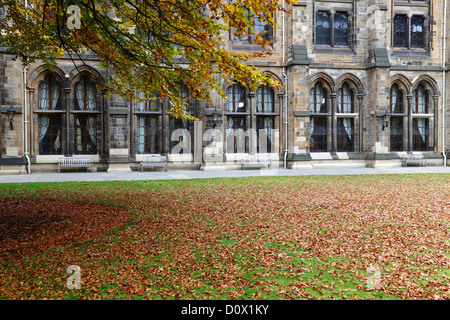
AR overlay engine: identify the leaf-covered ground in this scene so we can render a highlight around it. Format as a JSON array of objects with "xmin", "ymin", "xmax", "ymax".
[{"xmin": 0, "ymin": 174, "xmax": 449, "ymax": 300}]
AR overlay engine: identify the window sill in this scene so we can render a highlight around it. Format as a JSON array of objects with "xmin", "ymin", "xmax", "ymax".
[
  {"xmin": 394, "ymin": 0, "xmax": 429, "ymax": 7},
  {"xmin": 391, "ymin": 47, "xmax": 429, "ymax": 57},
  {"xmin": 134, "ymin": 111, "xmax": 162, "ymax": 115},
  {"xmin": 336, "ymin": 113, "xmax": 358, "ymax": 117},
  {"xmin": 310, "ymin": 113, "xmax": 331, "ymax": 116},
  {"xmin": 412, "ymin": 113, "xmax": 434, "ymax": 118},
  {"xmin": 255, "ymin": 112, "xmax": 278, "ymax": 116},
  {"xmin": 34, "ymin": 110, "xmax": 65, "ymax": 114},
  {"xmin": 225, "ymin": 112, "xmax": 250, "ymax": 116},
  {"xmin": 231, "ymin": 43, "xmax": 273, "ymax": 52},
  {"xmin": 70, "ymin": 110, "xmax": 101, "ymax": 114},
  {"xmin": 314, "ymin": 45, "xmax": 354, "ymax": 55}
]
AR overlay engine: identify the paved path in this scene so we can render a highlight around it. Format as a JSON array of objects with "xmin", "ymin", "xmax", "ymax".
[{"xmin": 0, "ymin": 166, "xmax": 449, "ymax": 183}]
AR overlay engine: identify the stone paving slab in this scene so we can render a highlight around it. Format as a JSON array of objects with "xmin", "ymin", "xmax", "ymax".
[{"xmin": 0, "ymin": 166, "xmax": 449, "ymax": 183}]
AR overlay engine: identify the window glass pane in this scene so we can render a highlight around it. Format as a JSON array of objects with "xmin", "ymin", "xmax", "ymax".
[
  {"xmin": 337, "ymin": 83, "xmax": 353, "ymax": 113},
  {"xmin": 411, "ymin": 16, "xmax": 424, "ymax": 48},
  {"xmin": 38, "ymin": 115, "xmax": 62, "ymax": 155},
  {"xmin": 254, "ymin": 15, "xmax": 270, "ymax": 41},
  {"xmin": 38, "ymin": 75, "xmax": 61, "ymax": 110},
  {"xmin": 256, "ymin": 116, "xmax": 274, "ymax": 153},
  {"xmin": 137, "ymin": 116, "xmax": 159, "ymax": 154},
  {"xmin": 309, "ymin": 83, "xmax": 327, "ymax": 113},
  {"xmin": 256, "ymin": 85, "xmax": 274, "ymax": 113},
  {"xmin": 74, "ymin": 115, "xmax": 97, "ymax": 154},
  {"xmin": 226, "ymin": 116, "xmax": 247, "ymax": 153},
  {"xmin": 413, "ymin": 118, "xmax": 428, "ymax": 151},
  {"xmin": 394, "ymin": 15, "xmax": 407, "ymax": 47},
  {"xmin": 169, "ymin": 117, "xmax": 190, "ymax": 152},
  {"xmin": 337, "ymin": 118, "xmax": 354, "ymax": 152},
  {"xmin": 233, "ymin": 9, "xmax": 271, "ymax": 43},
  {"xmin": 137, "ymin": 91, "xmax": 159, "ymax": 112},
  {"xmin": 226, "ymin": 84, "xmax": 246, "ymax": 112},
  {"xmin": 74, "ymin": 77, "xmax": 97, "ymax": 111},
  {"xmin": 310, "ymin": 117, "xmax": 327, "ymax": 152},
  {"xmin": 390, "ymin": 84, "xmax": 403, "ymax": 114},
  {"xmin": 316, "ymin": 12, "xmax": 331, "ymax": 45},
  {"xmin": 334, "ymin": 12, "xmax": 348, "ymax": 46},
  {"xmin": 390, "ymin": 118, "xmax": 403, "ymax": 151},
  {"xmin": 413, "ymin": 85, "xmax": 428, "ymax": 114}
]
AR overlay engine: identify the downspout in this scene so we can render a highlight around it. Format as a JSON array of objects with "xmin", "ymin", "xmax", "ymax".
[
  {"xmin": 23, "ymin": 63, "xmax": 30, "ymax": 174},
  {"xmin": 282, "ymin": 0, "xmax": 288, "ymax": 169},
  {"xmin": 442, "ymin": 0, "xmax": 447, "ymax": 166},
  {"xmin": 23, "ymin": 0, "xmax": 30, "ymax": 173}
]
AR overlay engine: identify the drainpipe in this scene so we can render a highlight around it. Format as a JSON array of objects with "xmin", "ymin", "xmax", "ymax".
[
  {"xmin": 282, "ymin": 0, "xmax": 288, "ymax": 169},
  {"xmin": 442, "ymin": 0, "xmax": 447, "ymax": 166},
  {"xmin": 23, "ymin": 63, "xmax": 30, "ymax": 174},
  {"xmin": 21, "ymin": 2, "xmax": 30, "ymax": 174}
]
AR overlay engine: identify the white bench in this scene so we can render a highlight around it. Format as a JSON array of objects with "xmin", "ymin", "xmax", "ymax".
[
  {"xmin": 140, "ymin": 155, "xmax": 168, "ymax": 172},
  {"xmin": 241, "ymin": 154, "xmax": 272, "ymax": 170},
  {"xmin": 401, "ymin": 154, "xmax": 426, "ymax": 167},
  {"xmin": 58, "ymin": 157, "xmax": 94, "ymax": 173}
]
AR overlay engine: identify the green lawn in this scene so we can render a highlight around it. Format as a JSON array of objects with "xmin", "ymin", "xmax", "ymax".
[{"xmin": 0, "ymin": 174, "xmax": 449, "ymax": 300}]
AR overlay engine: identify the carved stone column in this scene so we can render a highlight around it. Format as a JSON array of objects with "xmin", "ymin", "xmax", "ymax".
[
  {"xmin": 248, "ymin": 91, "xmax": 256, "ymax": 154},
  {"xmin": 357, "ymin": 93, "xmax": 364, "ymax": 153},
  {"xmin": 407, "ymin": 94, "xmax": 413, "ymax": 152},
  {"xmin": 63, "ymin": 87, "xmax": 72, "ymax": 156},
  {"xmin": 432, "ymin": 94, "xmax": 439, "ymax": 152},
  {"xmin": 330, "ymin": 93, "xmax": 337, "ymax": 153}
]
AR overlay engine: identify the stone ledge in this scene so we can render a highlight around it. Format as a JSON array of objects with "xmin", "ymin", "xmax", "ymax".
[
  {"xmin": 0, "ymin": 156, "xmax": 26, "ymax": 165},
  {"xmin": 109, "ymin": 107, "xmax": 129, "ymax": 115},
  {"xmin": 1, "ymin": 106, "xmax": 22, "ymax": 114}
]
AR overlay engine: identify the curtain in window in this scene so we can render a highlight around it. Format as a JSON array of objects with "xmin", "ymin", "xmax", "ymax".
[
  {"xmin": 87, "ymin": 116, "xmax": 96, "ymax": 146},
  {"xmin": 391, "ymin": 88, "xmax": 397, "ymax": 112},
  {"xmin": 343, "ymin": 118, "xmax": 353, "ymax": 144},
  {"xmin": 337, "ymin": 84, "xmax": 353, "ymax": 113},
  {"xmin": 417, "ymin": 118, "xmax": 426, "ymax": 144},
  {"xmin": 136, "ymin": 92, "xmax": 145, "ymax": 112},
  {"xmin": 310, "ymin": 83, "xmax": 327, "ymax": 113},
  {"xmin": 413, "ymin": 85, "xmax": 428, "ymax": 114},
  {"xmin": 137, "ymin": 117, "xmax": 145, "ymax": 154},
  {"xmin": 226, "ymin": 84, "xmax": 246, "ymax": 113},
  {"xmin": 265, "ymin": 118, "xmax": 272, "ymax": 151},
  {"xmin": 226, "ymin": 117, "xmax": 234, "ymax": 149},
  {"xmin": 87, "ymin": 82, "xmax": 96, "ymax": 111},
  {"xmin": 38, "ymin": 115, "xmax": 49, "ymax": 143},
  {"xmin": 256, "ymin": 85, "xmax": 274, "ymax": 113},
  {"xmin": 75, "ymin": 77, "xmax": 97, "ymax": 110},
  {"xmin": 38, "ymin": 81, "xmax": 49, "ymax": 110},
  {"xmin": 391, "ymin": 84, "xmax": 404, "ymax": 113},
  {"xmin": 38, "ymin": 76, "xmax": 61, "ymax": 110},
  {"xmin": 51, "ymin": 82, "xmax": 60, "ymax": 110},
  {"xmin": 75, "ymin": 81, "xmax": 84, "ymax": 110}
]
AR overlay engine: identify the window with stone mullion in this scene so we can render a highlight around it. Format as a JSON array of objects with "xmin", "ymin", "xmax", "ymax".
[
  {"xmin": 316, "ymin": 11, "xmax": 350, "ymax": 47},
  {"xmin": 309, "ymin": 82, "xmax": 328, "ymax": 152},
  {"xmin": 334, "ymin": 12, "xmax": 349, "ymax": 46},
  {"xmin": 394, "ymin": 15, "xmax": 408, "ymax": 48}
]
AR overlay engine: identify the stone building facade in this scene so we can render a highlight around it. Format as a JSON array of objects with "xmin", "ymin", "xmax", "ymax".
[{"xmin": 1, "ymin": 0, "xmax": 449, "ymax": 174}]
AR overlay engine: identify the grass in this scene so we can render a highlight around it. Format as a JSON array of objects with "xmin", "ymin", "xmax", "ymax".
[{"xmin": 0, "ymin": 174, "xmax": 449, "ymax": 300}]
